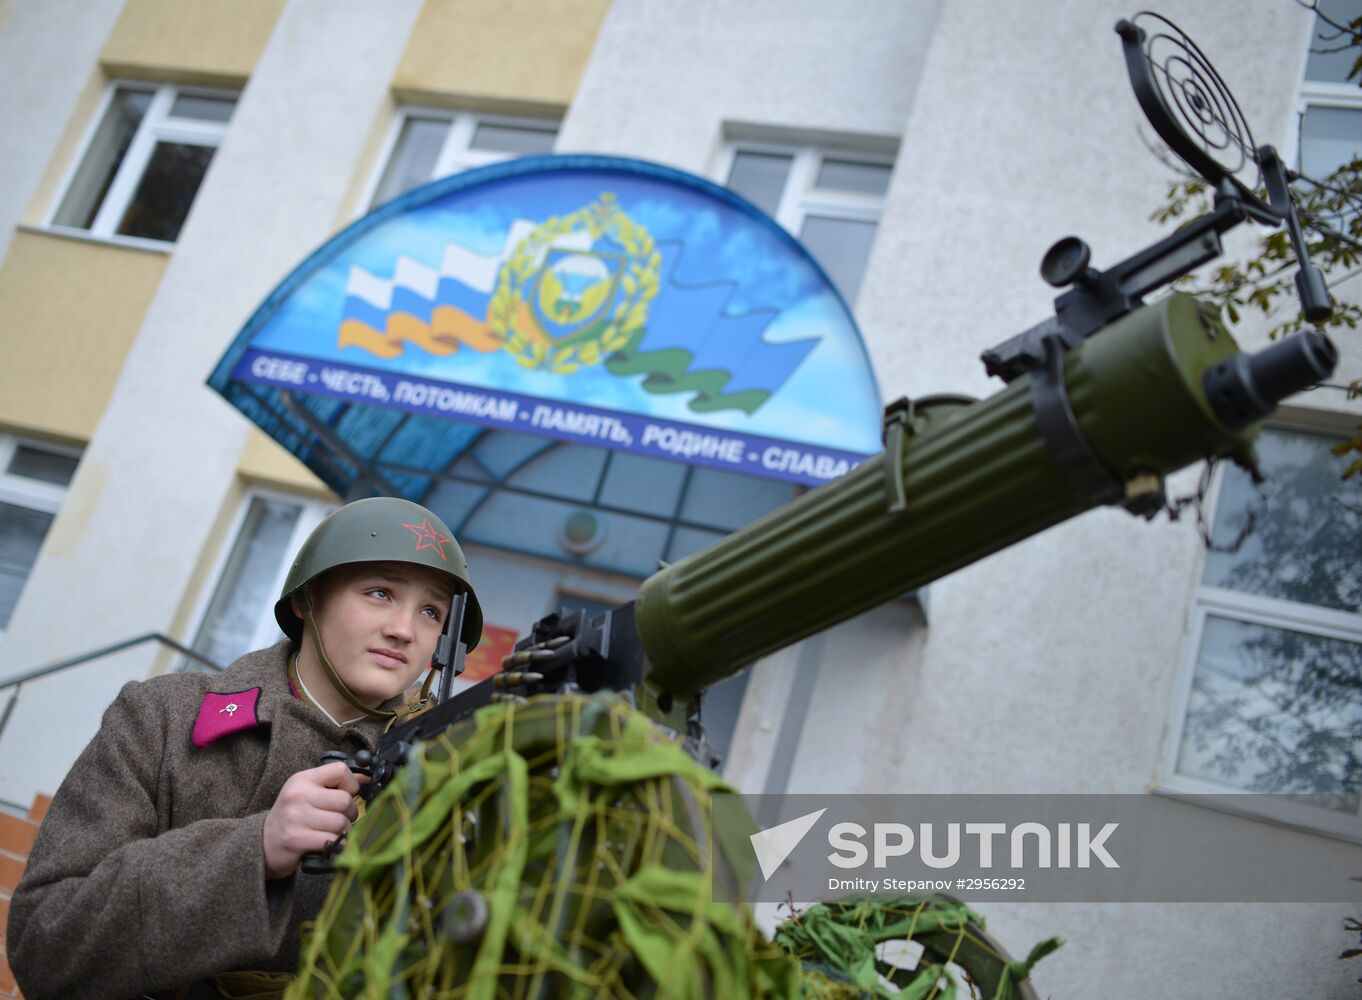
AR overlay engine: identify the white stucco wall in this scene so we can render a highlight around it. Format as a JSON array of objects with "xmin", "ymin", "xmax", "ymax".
[
  {"xmin": 560, "ymin": 0, "xmax": 941, "ymax": 175},
  {"xmin": 0, "ymin": 0, "xmax": 425, "ymax": 807},
  {"xmin": 0, "ymin": 0, "xmax": 125, "ymax": 264}
]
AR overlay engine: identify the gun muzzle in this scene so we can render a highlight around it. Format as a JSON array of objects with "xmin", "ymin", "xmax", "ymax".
[{"xmin": 1202, "ymin": 329, "xmax": 1338, "ymax": 430}]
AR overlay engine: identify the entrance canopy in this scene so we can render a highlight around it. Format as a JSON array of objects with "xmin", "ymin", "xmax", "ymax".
[{"xmin": 209, "ymin": 154, "xmax": 882, "ymax": 502}]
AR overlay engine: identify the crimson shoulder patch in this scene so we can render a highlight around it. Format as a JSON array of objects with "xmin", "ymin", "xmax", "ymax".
[{"xmin": 192, "ymin": 687, "xmax": 263, "ymax": 748}]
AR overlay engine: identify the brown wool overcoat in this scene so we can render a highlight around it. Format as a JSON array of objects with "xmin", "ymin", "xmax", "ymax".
[{"xmin": 6, "ymin": 641, "xmax": 399, "ymax": 1000}]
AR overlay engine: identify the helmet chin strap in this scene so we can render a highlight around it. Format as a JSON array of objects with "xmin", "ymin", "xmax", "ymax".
[{"xmin": 299, "ymin": 584, "xmax": 396, "ymax": 721}]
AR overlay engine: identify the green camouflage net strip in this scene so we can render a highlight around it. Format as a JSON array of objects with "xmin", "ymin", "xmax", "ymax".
[
  {"xmin": 288, "ymin": 692, "xmax": 1059, "ymax": 999},
  {"xmin": 288, "ymin": 692, "xmax": 800, "ymax": 999},
  {"xmin": 774, "ymin": 897, "xmax": 1061, "ymax": 1000}
]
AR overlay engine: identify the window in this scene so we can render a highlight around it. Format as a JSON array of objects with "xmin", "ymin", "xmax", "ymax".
[
  {"xmin": 719, "ymin": 142, "xmax": 895, "ymax": 304},
  {"xmin": 419, "ymin": 430, "xmax": 798, "ymax": 579},
  {"xmin": 0, "ymin": 436, "xmax": 81, "ymax": 633},
  {"xmin": 1296, "ymin": 0, "xmax": 1362, "ymax": 182},
  {"xmin": 1162, "ymin": 427, "xmax": 1362, "ymax": 838},
  {"xmin": 51, "ymin": 83, "xmax": 236, "ymax": 245},
  {"xmin": 181, "ymin": 492, "xmax": 332, "ymax": 671},
  {"xmin": 367, "ymin": 110, "xmax": 559, "ymax": 208}
]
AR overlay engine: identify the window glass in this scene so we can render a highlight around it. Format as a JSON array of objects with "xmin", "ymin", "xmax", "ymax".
[
  {"xmin": 798, "ymin": 214, "xmax": 879, "ymax": 302},
  {"xmin": 461, "ymin": 490, "xmax": 670, "ymax": 578},
  {"xmin": 1176, "ymin": 614, "xmax": 1362, "ymax": 810},
  {"xmin": 53, "ymin": 87, "xmax": 153, "ymax": 229},
  {"xmin": 1304, "ymin": 0, "xmax": 1362, "ymax": 83},
  {"xmin": 186, "ymin": 497, "xmax": 301, "ymax": 670},
  {"xmin": 117, "ymin": 141, "xmax": 215, "ymax": 241},
  {"xmin": 470, "ymin": 122, "xmax": 557, "ymax": 155},
  {"xmin": 507, "ymin": 442, "xmax": 608, "ymax": 502},
  {"xmin": 816, "ymin": 158, "xmax": 892, "ymax": 196},
  {"xmin": 52, "ymin": 83, "xmax": 234, "ymax": 243},
  {"xmin": 420, "ymin": 478, "xmax": 488, "ymax": 533},
  {"xmin": 724, "ymin": 143, "xmax": 894, "ymax": 305},
  {"xmin": 7, "ymin": 446, "xmax": 78, "ymax": 486},
  {"xmin": 726, "ymin": 151, "xmax": 792, "ymax": 217},
  {"xmin": 0, "ymin": 502, "xmax": 53, "ymax": 630},
  {"xmin": 1170, "ymin": 427, "xmax": 1362, "ymax": 822},
  {"xmin": 370, "ymin": 112, "xmax": 561, "ymax": 209},
  {"xmin": 472, "ymin": 431, "xmax": 552, "ymax": 480},
  {"xmin": 0, "ymin": 437, "xmax": 83, "ymax": 633},
  {"xmin": 1300, "ymin": 105, "xmax": 1362, "ymax": 181},
  {"xmin": 168, "ymin": 93, "xmax": 235, "ymax": 123},
  {"xmin": 372, "ymin": 117, "xmax": 448, "ymax": 205},
  {"xmin": 598, "ymin": 452, "xmax": 688, "ymax": 518},
  {"xmin": 1203, "ymin": 429, "xmax": 1361, "ymax": 614},
  {"xmin": 665, "ymin": 525, "xmax": 726, "ymax": 563},
  {"xmin": 679, "ymin": 466, "xmax": 795, "ymax": 532}
]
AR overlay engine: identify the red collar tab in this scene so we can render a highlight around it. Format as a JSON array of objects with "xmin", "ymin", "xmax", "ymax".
[{"xmin": 192, "ymin": 687, "xmax": 263, "ymax": 748}]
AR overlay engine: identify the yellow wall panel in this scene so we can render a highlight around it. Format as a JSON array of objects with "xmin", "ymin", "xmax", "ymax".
[
  {"xmin": 0, "ymin": 231, "xmax": 167, "ymax": 442},
  {"xmin": 236, "ymin": 428, "xmax": 334, "ymax": 498},
  {"xmin": 101, "ymin": 0, "xmax": 285, "ymax": 85},
  {"xmin": 395, "ymin": 0, "xmax": 609, "ymax": 111},
  {"xmin": 24, "ymin": 69, "xmax": 108, "ymax": 226}
]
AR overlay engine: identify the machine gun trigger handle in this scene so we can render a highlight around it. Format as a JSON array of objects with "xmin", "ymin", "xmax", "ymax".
[{"xmin": 299, "ymin": 749, "xmax": 376, "ymax": 875}]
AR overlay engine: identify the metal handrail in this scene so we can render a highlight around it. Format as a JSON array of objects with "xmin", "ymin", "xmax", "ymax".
[
  {"xmin": 1, "ymin": 633, "xmax": 222, "ymax": 689},
  {"xmin": 0, "ymin": 633, "xmax": 222, "ymax": 744}
]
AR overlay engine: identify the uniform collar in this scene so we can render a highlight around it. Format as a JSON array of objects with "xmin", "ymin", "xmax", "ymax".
[{"xmin": 203, "ymin": 640, "xmax": 405, "ymax": 748}]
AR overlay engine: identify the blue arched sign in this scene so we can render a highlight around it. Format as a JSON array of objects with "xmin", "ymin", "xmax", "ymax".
[{"xmin": 210, "ymin": 155, "xmax": 882, "ymax": 490}]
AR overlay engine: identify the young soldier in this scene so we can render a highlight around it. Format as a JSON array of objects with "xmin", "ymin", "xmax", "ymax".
[{"xmin": 7, "ymin": 497, "xmax": 481, "ymax": 1000}]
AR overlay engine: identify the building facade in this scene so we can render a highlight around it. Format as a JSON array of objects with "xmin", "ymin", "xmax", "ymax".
[{"xmin": 0, "ymin": 0, "xmax": 1359, "ymax": 994}]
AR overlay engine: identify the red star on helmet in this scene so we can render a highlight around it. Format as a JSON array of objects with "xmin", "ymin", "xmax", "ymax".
[{"xmin": 401, "ymin": 518, "xmax": 451, "ymax": 561}]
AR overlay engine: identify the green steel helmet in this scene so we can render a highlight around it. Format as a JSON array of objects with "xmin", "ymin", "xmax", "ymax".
[{"xmin": 273, "ymin": 497, "xmax": 482, "ymax": 651}]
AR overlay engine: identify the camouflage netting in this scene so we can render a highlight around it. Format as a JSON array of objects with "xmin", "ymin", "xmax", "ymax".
[
  {"xmin": 288, "ymin": 693, "xmax": 1058, "ymax": 999},
  {"xmin": 774, "ymin": 898, "xmax": 1060, "ymax": 1000}
]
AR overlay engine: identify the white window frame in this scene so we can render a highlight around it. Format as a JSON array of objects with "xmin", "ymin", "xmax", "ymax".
[
  {"xmin": 1285, "ymin": 1, "xmax": 1362, "ymax": 174},
  {"xmin": 45, "ymin": 80, "xmax": 236, "ymax": 251},
  {"xmin": 360, "ymin": 107, "xmax": 561, "ymax": 213},
  {"xmin": 182, "ymin": 488, "xmax": 334, "ymax": 668},
  {"xmin": 712, "ymin": 139, "xmax": 895, "ymax": 309},
  {"xmin": 712, "ymin": 141, "xmax": 892, "ymax": 235},
  {"xmin": 1157, "ymin": 423, "xmax": 1362, "ymax": 842},
  {"xmin": 1289, "ymin": 79, "xmax": 1362, "ymax": 174},
  {"xmin": 0, "ymin": 434, "xmax": 82, "ymax": 637}
]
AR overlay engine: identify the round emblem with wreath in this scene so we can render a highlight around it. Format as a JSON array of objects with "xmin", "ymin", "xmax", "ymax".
[{"xmin": 488, "ymin": 193, "xmax": 660, "ymax": 374}]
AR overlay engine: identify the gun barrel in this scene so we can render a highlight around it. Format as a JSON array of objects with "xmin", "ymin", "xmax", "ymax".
[{"xmin": 635, "ymin": 295, "xmax": 1336, "ymax": 696}]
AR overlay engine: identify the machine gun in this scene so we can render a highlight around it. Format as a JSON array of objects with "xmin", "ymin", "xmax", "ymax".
[
  {"xmin": 292, "ymin": 14, "xmax": 1345, "ymax": 996},
  {"xmin": 315, "ymin": 12, "xmax": 1339, "ymax": 814}
]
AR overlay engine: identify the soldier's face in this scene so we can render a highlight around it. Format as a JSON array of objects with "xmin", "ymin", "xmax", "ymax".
[{"xmin": 307, "ymin": 561, "xmax": 453, "ymax": 708}]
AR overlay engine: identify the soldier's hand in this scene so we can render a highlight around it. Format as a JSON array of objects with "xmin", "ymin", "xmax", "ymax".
[{"xmin": 262, "ymin": 761, "xmax": 362, "ymax": 879}]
